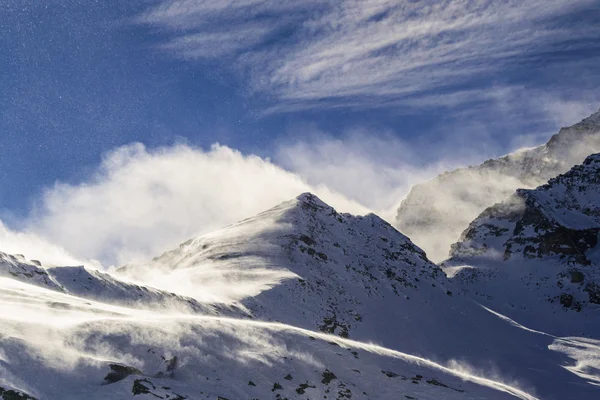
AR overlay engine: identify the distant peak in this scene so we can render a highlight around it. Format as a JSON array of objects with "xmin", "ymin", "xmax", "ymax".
[{"xmin": 565, "ymin": 107, "xmax": 600, "ymax": 129}]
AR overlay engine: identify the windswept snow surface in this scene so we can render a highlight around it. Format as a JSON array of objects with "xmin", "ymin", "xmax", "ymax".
[
  {"xmin": 1, "ymin": 277, "xmax": 537, "ymax": 400},
  {"xmin": 114, "ymin": 193, "xmax": 600, "ymax": 399},
  {"xmin": 1, "ymin": 193, "xmax": 599, "ymax": 398}
]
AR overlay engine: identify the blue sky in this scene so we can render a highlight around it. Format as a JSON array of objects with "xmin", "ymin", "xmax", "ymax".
[{"xmin": 2, "ymin": 0, "xmax": 600, "ymax": 265}]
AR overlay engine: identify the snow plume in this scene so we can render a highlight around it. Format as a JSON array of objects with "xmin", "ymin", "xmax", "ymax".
[
  {"xmin": 117, "ymin": 255, "xmax": 298, "ymax": 305},
  {"xmin": 9, "ymin": 107, "xmax": 600, "ymax": 268},
  {"xmin": 0, "ymin": 221, "xmax": 95, "ymax": 267},
  {"xmin": 397, "ymin": 169, "xmax": 530, "ymax": 262},
  {"xmin": 25, "ymin": 143, "xmax": 368, "ymax": 267},
  {"xmin": 274, "ymin": 129, "xmax": 455, "ymax": 222}
]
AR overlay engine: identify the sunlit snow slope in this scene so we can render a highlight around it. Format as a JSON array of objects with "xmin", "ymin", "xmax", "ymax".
[{"xmin": 1, "ymin": 275, "xmax": 540, "ymax": 400}]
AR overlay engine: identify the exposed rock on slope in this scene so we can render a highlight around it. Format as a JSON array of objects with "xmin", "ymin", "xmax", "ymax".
[
  {"xmin": 0, "ymin": 252, "xmax": 62, "ymax": 290},
  {"xmin": 446, "ymin": 154, "xmax": 600, "ymax": 329},
  {"xmin": 396, "ymin": 109, "xmax": 600, "ymax": 261}
]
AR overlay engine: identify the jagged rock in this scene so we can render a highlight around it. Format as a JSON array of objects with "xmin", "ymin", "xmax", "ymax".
[
  {"xmin": 104, "ymin": 364, "xmax": 143, "ymax": 384},
  {"xmin": 0, "ymin": 387, "xmax": 37, "ymax": 400},
  {"xmin": 560, "ymin": 293, "xmax": 574, "ymax": 308},
  {"xmin": 321, "ymin": 370, "xmax": 337, "ymax": 385}
]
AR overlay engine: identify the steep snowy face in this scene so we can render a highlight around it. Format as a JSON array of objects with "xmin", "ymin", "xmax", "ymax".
[
  {"xmin": 396, "ymin": 109, "xmax": 600, "ymax": 262},
  {"xmin": 240, "ymin": 193, "xmax": 448, "ymax": 340},
  {"xmin": 124, "ymin": 193, "xmax": 449, "ymax": 342},
  {"xmin": 447, "ymin": 154, "xmax": 600, "ymax": 318}
]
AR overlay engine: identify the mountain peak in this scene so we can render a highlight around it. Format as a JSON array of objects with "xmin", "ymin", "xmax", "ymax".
[
  {"xmin": 584, "ymin": 152, "xmax": 600, "ymax": 165},
  {"xmin": 128, "ymin": 191, "xmax": 446, "ymax": 344},
  {"xmin": 295, "ymin": 191, "xmax": 319, "ymax": 202},
  {"xmin": 293, "ymin": 192, "xmax": 333, "ymax": 211}
]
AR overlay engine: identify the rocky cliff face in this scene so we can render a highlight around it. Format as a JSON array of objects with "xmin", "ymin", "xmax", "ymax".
[
  {"xmin": 447, "ymin": 154, "xmax": 600, "ymax": 319},
  {"xmin": 396, "ymin": 109, "xmax": 600, "ymax": 262}
]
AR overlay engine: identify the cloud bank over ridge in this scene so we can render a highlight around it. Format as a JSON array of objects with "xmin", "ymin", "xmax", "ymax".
[
  {"xmin": 3, "ymin": 108, "xmax": 599, "ymax": 268},
  {"xmin": 19, "ymin": 143, "xmax": 373, "ymax": 266}
]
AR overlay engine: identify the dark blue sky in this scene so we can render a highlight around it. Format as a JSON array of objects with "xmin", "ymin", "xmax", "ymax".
[{"xmin": 2, "ymin": 0, "xmax": 600, "ymax": 220}]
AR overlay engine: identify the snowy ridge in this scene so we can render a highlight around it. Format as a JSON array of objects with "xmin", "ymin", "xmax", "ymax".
[
  {"xmin": 0, "ymin": 277, "xmax": 537, "ymax": 400},
  {"xmin": 451, "ymin": 153, "xmax": 600, "ymax": 262},
  {"xmin": 396, "ymin": 109, "xmax": 600, "ymax": 262},
  {"xmin": 0, "ymin": 250, "xmax": 240, "ymax": 315},
  {"xmin": 0, "ymin": 251, "xmax": 63, "ymax": 290}
]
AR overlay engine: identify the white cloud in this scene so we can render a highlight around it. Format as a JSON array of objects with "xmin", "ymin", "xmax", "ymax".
[
  {"xmin": 26, "ymin": 143, "xmax": 368, "ymax": 267},
  {"xmin": 275, "ymin": 129, "xmax": 461, "ymax": 221},
  {"xmin": 0, "ymin": 221, "xmax": 94, "ymax": 267},
  {"xmin": 136, "ymin": 0, "xmax": 600, "ymax": 111}
]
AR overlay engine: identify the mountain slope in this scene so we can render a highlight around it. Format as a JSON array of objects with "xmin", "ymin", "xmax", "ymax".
[
  {"xmin": 133, "ymin": 193, "xmax": 447, "ymax": 340},
  {"xmin": 0, "ymin": 250, "xmax": 241, "ymax": 316},
  {"xmin": 445, "ymin": 154, "xmax": 600, "ymax": 334},
  {"xmin": 120, "ymin": 193, "xmax": 600, "ymax": 399},
  {"xmin": 0, "ymin": 277, "xmax": 536, "ymax": 400},
  {"xmin": 396, "ymin": 109, "xmax": 600, "ymax": 261}
]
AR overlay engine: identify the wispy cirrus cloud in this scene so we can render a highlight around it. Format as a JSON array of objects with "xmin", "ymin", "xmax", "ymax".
[{"xmin": 136, "ymin": 0, "xmax": 600, "ymax": 112}]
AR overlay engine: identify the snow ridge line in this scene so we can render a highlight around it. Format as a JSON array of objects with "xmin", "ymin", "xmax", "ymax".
[{"xmin": 138, "ymin": 313, "xmax": 540, "ymax": 400}]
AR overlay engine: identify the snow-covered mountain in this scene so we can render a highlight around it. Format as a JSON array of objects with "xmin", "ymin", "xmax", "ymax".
[
  {"xmin": 118, "ymin": 193, "xmax": 600, "ymax": 399},
  {"xmin": 125, "ymin": 193, "xmax": 447, "ymax": 338},
  {"xmin": 445, "ymin": 154, "xmax": 600, "ymax": 335},
  {"xmin": 1, "ymin": 193, "xmax": 599, "ymax": 399},
  {"xmin": 396, "ymin": 109, "xmax": 600, "ymax": 262}
]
